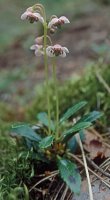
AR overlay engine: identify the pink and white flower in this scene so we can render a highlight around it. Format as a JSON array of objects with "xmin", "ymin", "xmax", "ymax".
[
  {"xmin": 30, "ymin": 44, "xmax": 44, "ymax": 56},
  {"xmin": 21, "ymin": 7, "xmax": 44, "ymax": 24},
  {"xmin": 46, "ymin": 44, "xmax": 69, "ymax": 57},
  {"xmin": 48, "ymin": 16, "xmax": 70, "ymax": 30}
]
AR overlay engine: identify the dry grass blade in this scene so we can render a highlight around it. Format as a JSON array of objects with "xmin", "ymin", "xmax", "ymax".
[
  {"xmin": 60, "ymin": 185, "xmax": 68, "ymax": 200},
  {"xmin": 66, "ymin": 192, "xmax": 73, "ymax": 200},
  {"xmin": 53, "ymin": 183, "xmax": 65, "ymax": 200},
  {"xmin": 87, "ymin": 156, "xmax": 110, "ymax": 178},
  {"xmin": 75, "ymin": 133, "xmax": 94, "ymax": 200},
  {"xmin": 68, "ymin": 153, "xmax": 110, "ymax": 188},
  {"xmin": 29, "ymin": 171, "xmax": 58, "ymax": 192},
  {"xmin": 100, "ymin": 158, "xmax": 110, "ymax": 168}
]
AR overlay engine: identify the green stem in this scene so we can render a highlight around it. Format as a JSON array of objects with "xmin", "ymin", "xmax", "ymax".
[
  {"xmin": 52, "ymin": 58, "xmax": 59, "ymax": 140},
  {"xmin": 43, "ymin": 22, "xmax": 51, "ymax": 135}
]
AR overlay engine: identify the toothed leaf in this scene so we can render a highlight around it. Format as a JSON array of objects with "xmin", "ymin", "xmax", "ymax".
[{"xmin": 58, "ymin": 158, "xmax": 81, "ymax": 194}]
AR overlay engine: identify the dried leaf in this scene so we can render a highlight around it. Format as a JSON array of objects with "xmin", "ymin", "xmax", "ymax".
[{"xmin": 84, "ymin": 131, "xmax": 110, "ymax": 160}]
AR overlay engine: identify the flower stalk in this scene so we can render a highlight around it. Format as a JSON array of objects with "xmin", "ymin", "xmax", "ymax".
[
  {"xmin": 43, "ymin": 22, "xmax": 51, "ymax": 135},
  {"xmin": 52, "ymin": 58, "xmax": 59, "ymax": 140}
]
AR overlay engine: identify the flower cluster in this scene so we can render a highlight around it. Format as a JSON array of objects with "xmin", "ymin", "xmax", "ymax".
[{"xmin": 21, "ymin": 5, "xmax": 70, "ymax": 58}]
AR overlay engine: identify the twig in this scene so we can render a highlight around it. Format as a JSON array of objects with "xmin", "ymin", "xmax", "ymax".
[
  {"xmin": 66, "ymin": 192, "xmax": 73, "ymax": 200},
  {"xmin": 48, "ymin": 174, "xmax": 56, "ymax": 193},
  {"xmin": 60, "ymin": 185, "xmax": 68, "ymax": 200},
  {"xmin": 87, "ymin": 156, "xmax": 110, "ymax": 179},
  {"xmin": 53, "ymin": 183, "xmax": 64, "ymax": 200},
  {"xmin": 34, "ymin": 188, "xmax": 43, "ymax": 193},
  {"xmin": 68, "ymin": 153, "xmax": 110, "ymax": 188},
  {"xmin": 89, "ymin": 128, "xmax": 103, "ymax": 140},
  {"xmin": 100, "ymin": 158, "xmax": 110, "ymax": 168},
  {"xmin": 29, "ymin": 171, "xmax": 58, "ymax": 192},
  {"xmin": 95, "ymin": 71, "xmax": 110, "ymax": 94},
  {"xmin": 76, "ymin": 133, "xmax": 94, "ymax": 200}
]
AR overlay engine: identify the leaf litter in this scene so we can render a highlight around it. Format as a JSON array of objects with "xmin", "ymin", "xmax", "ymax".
[
  {"xmin": 72, "ymin": 179, "xmax": 110, "ymax": 200},
  {"xmin": 84, "ymin": 129, "xmax": 110, "ymax": 160}
]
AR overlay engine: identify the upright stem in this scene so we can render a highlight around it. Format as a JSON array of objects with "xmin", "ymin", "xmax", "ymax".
[
  {"xmin": 43, "ymin": 22, "xmax": 51, "ymax": 135},
  {"xmin": 52, "ymin": 58, "xmax": 59, "ymax": 140}
]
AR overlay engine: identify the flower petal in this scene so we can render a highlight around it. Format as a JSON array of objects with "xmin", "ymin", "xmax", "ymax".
[
  {"xmin": 63, "ymin": 47, "xmax": 69, "ymax": 53},
  {"xmin": 59, "ymin": 16, "xmax": 70, "ymax": 24},
  {"xmin": 35, "ymin": 49, "xmax": 43, "ymax": 56},
  {"xmin": 21, "ymin": 12, "xmax": 29, "ymax": 20},
  {"xmin": 30, "ymin": 44, "xmax": 39, "ymax": 50},
  {"xmin": 60, "ymin": 51, "xmax": 66, "ymax": 57},
  {"xmin": 48, "ymin": 16, "xmax": 70, "ymax": 30},
  {"xmin": 48, "ymin": 17, "xmax": 59, "ymax": 28},
  {"xmin": 33, "ymin": 13, "xmax": 44, "ymax": 23},
  {"xmin": 54, "ymin": 44, "xmax": 62, "ymax": 49},
  {"xmin": 46, "ymin": 46, "xmax": 55, "ymax": 57},
  {"xmin": 21, "ymin": 9, "xmax": 44, "ymax": 24}
]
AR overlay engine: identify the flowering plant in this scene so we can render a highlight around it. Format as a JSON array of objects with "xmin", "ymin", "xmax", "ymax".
[{"xmin": 12, "ymin": 3, "xmax": 102, "ymax": 198}]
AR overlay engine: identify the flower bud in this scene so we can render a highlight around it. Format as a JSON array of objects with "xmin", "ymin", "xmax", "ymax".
[{"xmin": 35, "ymin": 36, "xmax": 43, "ymax": 45}]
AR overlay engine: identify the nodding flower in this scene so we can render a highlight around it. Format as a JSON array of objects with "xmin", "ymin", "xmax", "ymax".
[
  {"xmin": 21, "ymin": 7, "xmax": 44, "ymax": 24},
  {"xmin": 46, "ymin": 44, "xmax": 69, "ymax": 57},
  {"xmin": 30, "ymin": 44, "xmax": 44, "ymax": 56},
  {"xmin": 48, "ymin": 16, "xmax": 70, "ymax": 31}
]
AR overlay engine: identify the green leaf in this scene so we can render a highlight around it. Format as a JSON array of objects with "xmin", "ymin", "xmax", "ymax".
[
  {"xmin": 62, "ymin": 122, "xmax": 91, "ymax": 140},
  {"xmin": 77, "ymin": 111, "xmax": 102, "ymax": 123},
  {"xmin": 68, "ymin": 130, "xmax": 85, "ymax": 153},
  {"xmin": 58, "ymin": 158, "xmax": 81, "ymax": 194},
  {"xmin": 23, "ymin": 184, "xmax": 29, "ymax": 200},
  {"xmin": 39, "ymin": 135, "xmax": 54, "ymax": 149},
  {"xmin": 11, "ymin": 124, "xmax": 41, "ymax": 142},
  {"xmin": 37, "ymin": 112, "xmax": 55, "ymax": 131},
  {"xmin": 60, "ymin": 101, "xmax": 87, "ymax": 123}
]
